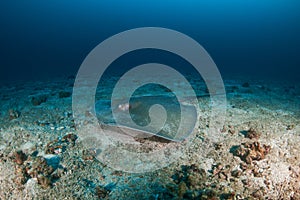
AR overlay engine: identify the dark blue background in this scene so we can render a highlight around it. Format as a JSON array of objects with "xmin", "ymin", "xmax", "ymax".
[{"xmin": 0, "ymin": 0, "xmax": 299, "ymax": 83}]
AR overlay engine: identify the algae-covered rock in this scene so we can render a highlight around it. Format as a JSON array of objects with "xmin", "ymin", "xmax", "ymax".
[
  {"xmin": 231, "ymin": 142, "xmax": 271, "ymax": 164},
  {"xmin": 58, "ymin": 91, "xmax": 71, "ymax": 98},
  {"xmin": 31, "ymin": 94, "xmax": 48, "ymax": 106}
]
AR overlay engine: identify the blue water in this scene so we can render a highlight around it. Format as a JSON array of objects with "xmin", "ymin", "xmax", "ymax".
[{"xmin": 0, "ymin": 0, "xmax": 299, "ymax": 83}]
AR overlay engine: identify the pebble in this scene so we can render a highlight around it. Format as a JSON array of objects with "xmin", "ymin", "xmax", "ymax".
[{"xmin": 56, "ymin": 126, "xmax": 65, "ymax": 131}]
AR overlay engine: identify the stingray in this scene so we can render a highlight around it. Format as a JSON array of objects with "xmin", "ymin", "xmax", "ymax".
[{"xmin": 95, "ymin": 95, "xmax": 198, "ymax": 142}]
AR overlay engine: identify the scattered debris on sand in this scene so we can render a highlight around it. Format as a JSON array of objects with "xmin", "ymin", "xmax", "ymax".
[
  {"xmin": 8, "ymin": 109, "xmax": 21, "ymax": 120},
  {"xmin": 244, "ymin": 127, "xmax": 261, "ymax": 139},
  {"xmin": 0, "ymin": 77, "xmax": 299, "ymax": 199}
]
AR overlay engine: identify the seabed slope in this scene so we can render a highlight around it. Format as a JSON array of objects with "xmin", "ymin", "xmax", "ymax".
[{"xmin": 0, "ymin": 77, "xmax": 299, "ymax": 199}]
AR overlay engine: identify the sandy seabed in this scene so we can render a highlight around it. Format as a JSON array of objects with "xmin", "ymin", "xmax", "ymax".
[{"xmin": 0, "ymin": 76, "xmax": 299, "ymax": 199}]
